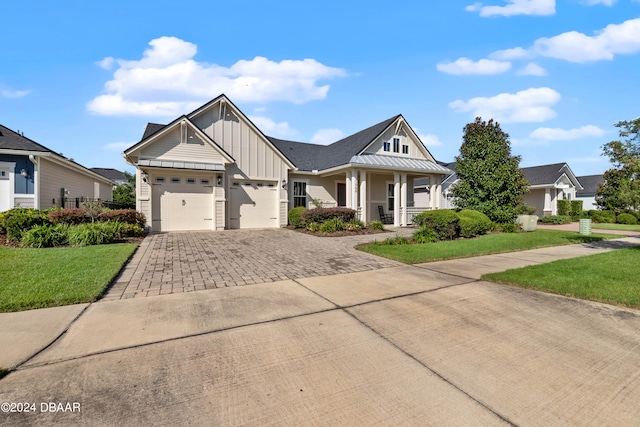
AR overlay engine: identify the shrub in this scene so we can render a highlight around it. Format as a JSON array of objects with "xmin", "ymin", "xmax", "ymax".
[
  {"xmin": 67, "ymin": 222, "xmax": 120, "ymax": 246},
  {"xmin": 368, "ymin": 220, "xmax": 384, "ymax": 231},
  {"xmin": 319, "ymin": 218, "xmax": 345, "ymax": 233},
  {"xmin": 412, "ymin": 227, "xmax": 438, "ymax": 244},
  {"xmin": 383, "ymin": 235, "xmax": 411, "ymax": 245},
  {"xmin": 345, "ymin": 218, "xmax": 364, "ymax": 232},
  {"xmin": 301, "ymin": 207, "xmax": 356, "ymax": 225},
  {"xmin": 288, "ymin": 206, "xmax": 307, "ymax": 228},
  {"xmin": 98, "ymin": 209, "xmax": 146, "ymax": 227},
  {"xmin": 590, "ymin": 210, "xmax": 616, "ymax": 224},
  {"xmin": 3, "ymin": 208, "xmax": 49, "ymax": 242},
  {"xmin": 306, "ymin": 222, "xmax": 321, "ymax": 232},
  {"xmin": 570, "ymin": 200, "xmax": 583, "ymax": 221},
  {"xmin": 0, "ymin": 211, "xmax": 7, "ymax": 234},
  {"xmin": 118, "ymin": 222, "xmax": 145, "ymax": 237},
  {"xmin": 516, "ymin": 205, "xmax": 537, "ymax": 215},
  {"xmin": 616, "ymin": 213, "xmax": 638, "ymax": 225},
  {"xmin": 48, "ymin": 208, "xmax": 88, "ymax": 225},
  {"xmin": 557, "ymin": 200, "xmax": 570, "ymax": 217},
  {"xmin": 20, "ymin": 223, "xmax": 70, "ymax": 248},
  {"xmin": 413, "ymin": 209, "xmax": 459, "ymax": 240},
  {"xmin": 538, "ymin": 215, "xmax": 572, "ymax": 224},
  {"xmin": 499, "ymin": 222, "xmax": 520, "ymax": 233},
  {"xmin": 456, "ymin": 209, "xmax": 492, "ymax": 238},
  {"xmin": 80, "ymin": 200, "xmax": 106, "ymax": 222}
]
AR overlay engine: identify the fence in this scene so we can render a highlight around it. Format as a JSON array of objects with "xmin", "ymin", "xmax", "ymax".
[{"xmin": 63, "ymin": 197, "xmax": 134, "ymax": 210}]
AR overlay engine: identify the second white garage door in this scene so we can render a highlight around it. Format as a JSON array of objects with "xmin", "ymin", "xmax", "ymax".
[
  {"xmin": 152, "ymin": 176, "xmax": 214, "ymax": 232},
  {"xmin": 229, "ymin": 181, "xmax": 278, "ymax": 229}
]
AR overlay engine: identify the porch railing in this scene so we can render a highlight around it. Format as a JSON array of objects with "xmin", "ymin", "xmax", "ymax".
[{"xmin": 406, "ymin": 206, "xmax": 432, "ymax": 224}]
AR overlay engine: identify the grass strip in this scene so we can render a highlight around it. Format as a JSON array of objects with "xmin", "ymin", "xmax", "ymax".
[
  {"xmin": 591, "ymin": 223, "xmax": 640, "ymax": 232},
  {"xmin": 358, "ymin": 230, "xmax": 623, "ymax": 264},
  {"xmin": 0, "ymin": 244, "xmax": 137, "ymax": 312},
  {"xmin": 482, "ymin": 247, "xmax": 640, "ymax": 309}
]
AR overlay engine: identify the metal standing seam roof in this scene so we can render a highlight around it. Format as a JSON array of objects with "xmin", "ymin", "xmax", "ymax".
[
  {"xmin": 137, "ymin": 159, "xmax": 225, "ymax": 171},
  {"xmin": 349, "ymin": 154, "xmax": 453, "ymax": 174}
]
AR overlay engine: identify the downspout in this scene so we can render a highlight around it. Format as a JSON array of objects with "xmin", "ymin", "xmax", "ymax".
[{"xmin": 28, "ymin": 155, "xmax": 40, "ymax": 209}]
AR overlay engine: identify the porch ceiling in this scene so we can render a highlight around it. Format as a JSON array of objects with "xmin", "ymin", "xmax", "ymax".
[{"xmin": 349, "ymin": 154, "xmax": 452, "ymax": 174}]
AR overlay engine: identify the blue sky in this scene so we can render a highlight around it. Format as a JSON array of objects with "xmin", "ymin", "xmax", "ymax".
[{"xmin": 2, "ymin": 0, "xmax": 639, "ymax": 177}]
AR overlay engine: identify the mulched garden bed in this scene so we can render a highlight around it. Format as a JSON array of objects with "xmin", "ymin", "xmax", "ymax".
[{"xmin": 286, "ymin": 226, "xmax": 390, "ymax": 238}]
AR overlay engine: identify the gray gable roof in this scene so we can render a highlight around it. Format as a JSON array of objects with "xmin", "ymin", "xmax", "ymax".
[
  {"xmin": 414, "ymin": 161, "xmax": 456, "ymax": 187},
  {"xmin": 142, "ymin": 123, "xmax": 167, "ymax": 140},
  {"xmin": 576, "ymin": 174, "xmax": 604, "ymax": 196},
  {"xmin": 0, "ymin": 124, "xmax": 54, "ymax": 153},
  {"xmin": 91, "ymin": 168, "xmax": 128, "ymax": 182},
  {"xmin": 269, "ymin": 115, "xmax": 400, "ymax": 171},
  {"xmin": 521, "ymin": 163, "xmax": 579, "ymax": 186}
]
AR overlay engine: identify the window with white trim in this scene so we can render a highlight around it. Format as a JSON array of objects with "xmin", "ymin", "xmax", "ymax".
[
  {"xmin": 293, "ymin": 182, "xmax": 307, "ymax": 208},
  {"xmin": 402, "ymin": 145, "xmax": 409, "ymax": 154},
  {"xmin": 383, "ymin": 141, "xmax": 390, "ymax": 152},
  {"xmin": 393, "ymin": 138, "xmax": 400, "ymax": 153}
]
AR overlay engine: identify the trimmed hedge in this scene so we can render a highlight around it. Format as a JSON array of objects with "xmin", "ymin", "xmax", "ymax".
[
  {"xmin": 570, "ymin": 200, "xmax": 583, "ymax": 221},
  {"xmin": 48, "ymin": 208, "xmax": 88, "ymax": 225},
  {"xmin": 538, "ymin": 215, "xmax": 572, "ymax": 224},
  {"xmin": 557, "ymin": 200, "xmax": 570, "ymax": 217},
  {"xmin": 616, "ymin": 213, "xmax": 638, "ymax": 225},
  {"xmin": 98, "ymin": 209, "xmax": 146, "ymax": 227},
  {"xmin": 589, "ymin": 210, "xmax": 616, "ymax": 224},
  {"xmin": 456, "ymin": 209, "xmax": 492, "ymax": 238},
  {"xmin": 3, "ymin": 208, "xmax": 49, "ymax": 242},
  {"xmin": 288, "ymin": 206, "xmax": 306, "ymax": 228},
  {"xmin": 300, "ymin": 207, "xmax": 356, "ymax": 225},
  {"xmin": 413, "ymin": 209, "xmax": 459, "ymax": 240}
]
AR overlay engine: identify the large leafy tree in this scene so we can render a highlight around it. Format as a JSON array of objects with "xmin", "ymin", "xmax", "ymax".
[
  {"xmin": 596, "ymin": 118, "xmax": 640, "ymax": 212},
  {"xmin": 451, "ymin": 117, "xmax": 529, "ymax": 223}
]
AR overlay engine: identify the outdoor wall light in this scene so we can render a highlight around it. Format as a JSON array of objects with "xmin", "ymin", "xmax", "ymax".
[
  {"xmin": 20, "ymin": 169, "xmax": 28, "ymax": 178},
  {"xmin": 141, "ymin": 172, "xmax": 149, "ymax": 183},
  {"xmin": 217, "ymin": 175, "xmax": 223, "ymax": 186},
  {"xmin": 281, "ymin": 179, "xmax": 287, "ymax": 189}
]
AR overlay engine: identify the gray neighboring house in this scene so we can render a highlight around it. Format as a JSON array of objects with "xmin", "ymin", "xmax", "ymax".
[
  {"xmin": 91, "ymin": 168, "xmax": 130, "ymax": 185},
  {"xmin": 0, "ymin": 124, "xmax": 114, "ymax": 212},
  {"xmin": 123, "ymin": 94, "xmax": 452, "ymax": 232},
  {"xmin": 575, "ymin": 174, "xmax": 604, "ymax": 210},
  {"xmin": 414, "ymin": 161, "xmax": 457, "ymax": 209},
  {"xmin": 415, "ymin": 162, "xmax": 583, "ymax": 216}
]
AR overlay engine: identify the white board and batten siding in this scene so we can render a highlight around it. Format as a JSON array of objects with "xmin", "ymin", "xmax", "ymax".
[
  {"xmin": 139, "ymin": 127, "xmax": 226, "ymax": 165},
  {"xmin": 39, "ymin": 157, "xmax": 113, "ymax": 209},
  {"xmin": 363, "ymin": 125, "xmax": 433, "ymax": 161}
]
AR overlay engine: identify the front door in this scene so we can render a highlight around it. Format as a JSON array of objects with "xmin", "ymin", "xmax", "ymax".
[{"xmin": 337, "ymin": 183, "xmax": 346, "ymax": 207}]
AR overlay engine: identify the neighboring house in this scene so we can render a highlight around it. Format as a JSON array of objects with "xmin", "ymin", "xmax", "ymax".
[
  {"xmin": 123, "ymin": 94, "xmax": 452, "ymax": 232},
  {"xmin": 414, "ymin": 162, "xmax": 457, "ymax": 209},
  {"xmin": 414, "ymin": 162, "xmax": 583, "ymax": 216},
  {"xmin": 0, "ymin": 124, "xmax": 115, "ymax": 212},
  {"xmin": 575, "ymin": 174, "xmax": 604, "ymax": 210},
  {"xmin": 91, "ymin": 168, "xmax": 130, "ymax": 185},
  {"xmin": 521, "ymin": 163, "xmax": 582, "ymax": 216}
]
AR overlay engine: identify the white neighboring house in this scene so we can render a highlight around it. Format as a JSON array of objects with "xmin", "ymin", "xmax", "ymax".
[
  {"xmin": 0, "ymin": 124, "xmax": 114, "ymax": 212},
  {"xmin": 575, "ymin": 174, "xmax": 604, "ymax": 210},
  {"xmin": 414, "ymin": 162, "xmax": 583, "ymax": 216},
  {"xmin": 123, "ymin": 94, "xmax": 452, "ymax": 232}
]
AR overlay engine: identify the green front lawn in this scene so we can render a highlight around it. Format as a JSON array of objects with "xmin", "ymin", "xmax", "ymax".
[
  {"xmin": 358, "ymin": 230, "xmax": 623, "ymax": 264},
  {"xmin": 0, "ymin": 244, "xmax": 137, "ymax": 312},
  {"xmin": 592, "ymin": 223, "xmax": 640, "ymax": 232},
  {"xmin": 483, "ymin": 247, "xmax": 640, "ymax": 309}
]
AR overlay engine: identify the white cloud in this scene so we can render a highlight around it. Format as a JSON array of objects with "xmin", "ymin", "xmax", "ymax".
[
  {"xmin": 529, "ymin": 125, "xmax": 604, "ymax": 140},
  {"xmin": 449, "ymin": 87, "xmax": 561, "ymax": 123},
  {"xmin": 580, "ymin": 0, "xmax": 615, "ymax": 5},
  {"xmin": 533, "ymin": 18, "xmax": 640, "ymax": 62},
  {"xmin": 418, "ymin": 133, "xmax": 443, "ymax": 147},
  {"xmin": 97, "ymin": 57, "xmax": 115, "ymax": 70},
  {"xmin": 466, "ymin": 0, "xmax": 555, "ymax": 17},
  {"xmin": 490, "ymin": 47, "xmax": 533, "ymax": 60},
  {"xmin": 249, "ymin": 116, "xmax": 298, "ymax": 138},
  {"xmin": 436, "ymin": 57, "xmax": 511, "ymax": 75},
  {"xmin": 103, "ymin": 141, "xmax": 134, "ymax": 151},
  {"xmin": 1, "ymin": 89, "xmax": 31, "ymax": 99},
  {"xmin": 516, "ymin": 62, "xmax": 547, "ymax": 76},
  {"xmin": 311, "ymin": 128, "xmax": 344, "ymax": 145},
  {"xmin": 88, "ymin": 36, "xmax": 348, "ymax": 117}
]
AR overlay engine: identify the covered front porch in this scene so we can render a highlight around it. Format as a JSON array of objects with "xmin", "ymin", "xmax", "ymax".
[{"xmin": 298, "ymin": 156, "xmax": 451, "ymax": 226}]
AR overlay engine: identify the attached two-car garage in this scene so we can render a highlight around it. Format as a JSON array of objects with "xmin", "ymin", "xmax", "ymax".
[{"xmin": 151, "ymin": 174, "xmax": 278, "ymax": 231}]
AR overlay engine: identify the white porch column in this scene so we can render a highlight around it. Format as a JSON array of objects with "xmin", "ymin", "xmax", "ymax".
[
  {"xmin": 543, "ymin": 188, "xmax": 552, "ymax": 215},
  {"xmin": 351, "ymin": 170, "xmax": 359, "ymax": 211},
  {"xmin": 359, "ymin": 170, "xmax": 367, "ymax": 222},
  {"xmin": 401, "ymin": 173, "xmax": 407, "ymax": 226},
  {"xmin": 429, "ymin": 184, "xmax": 436, "ymax": 210},
  {"xmin": 435, "ymin": 183, "xmax": 442, "ymax": 209},
  {"xmin": 346, "ymin": 172, "xmax": 352, "ymax": 209},
  {"xmin": 394, "ymin": 173, "xmax": 401, "ymax": 226}
]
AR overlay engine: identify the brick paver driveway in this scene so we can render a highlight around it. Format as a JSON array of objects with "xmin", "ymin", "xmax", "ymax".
[{"xmin": 103, "ymin": 229, "xmax": 406, "ymax": 300}]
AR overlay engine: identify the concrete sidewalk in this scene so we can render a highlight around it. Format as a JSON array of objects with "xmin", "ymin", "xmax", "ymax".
[{"xmin": 1, "ymin": 236, "xmax": 640, "ymax": 425}]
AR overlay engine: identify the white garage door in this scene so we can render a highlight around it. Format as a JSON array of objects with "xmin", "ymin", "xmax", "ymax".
[
  {"xmin": 152, "ymin": 175, "xmax": 213, "ymax": 232},
  {"xmin": 229, "ymin": 181, "xmax": 278, "ymax": 229}
]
